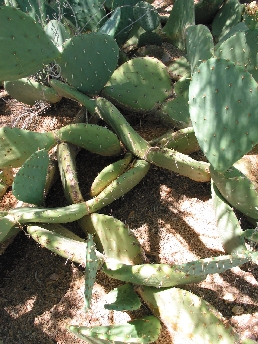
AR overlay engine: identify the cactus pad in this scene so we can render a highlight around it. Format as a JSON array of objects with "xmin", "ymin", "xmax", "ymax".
[
  {"xmin": 0, "ymin": 6, "xmax": 60, "ymax": 81},
  {"xmin": 104, "ymin": 283, "xmax": 141, "ymax": 311},
  {"xmin": 133, "ymin": 1, "xmax": 160, "ymax": 32},
  {"xmin": 59, "ymin": 32, "xmax": 119, "ymax": 95},
  {"xmin": 12, "ymin": 149, "xmax": 49, "ymax": 205},
  {"xmin": 69, "ymin": 315, "xmax": 161, "ymax": 343},
  {"xmin": 102, "ymin": 57, "xmax": 171, "ymax": 112},
  {"xmin": 79, "ymin": 213, "xmax": 144, "ymax": 264},
  {"xmin": 139, "ymin": 286, "xmax": 240, "ymax": 344},
  {"xmin": 189, "ymin": 58, "xmax": 258, "ymax": 172}
]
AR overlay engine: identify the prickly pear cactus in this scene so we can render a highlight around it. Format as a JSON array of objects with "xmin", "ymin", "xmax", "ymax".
[
  {"xmin": 104, "ymin": 283, "xmax": 141, "ymax": 311},
  {"xmin": 185, "ymin": 24, "xmax": 214, "ymax": 73},
  {"xmin": 211, "ymin": 180, "xmax": 246, "ymax": 254},
  {"xmin": 210, "ymin": 164, "xmax": 258, "ymax": 219},
  {"xmin": 189, "ymin": 58, "xmax": 258, "ymax": 172},
  {"xmin": 79, "ymin": 213, "xmax": 144, "ymax": 264},
  {"xmin": 162, "ymin": 0, "xmax": 195, "ymax": 51},
  {"xmin": 133, "ymin": 1, "xmax": 160, "ymax": 32},
  {"xmin": 0, "ymin": 6, "xmax": 60, "ymax": 81},
  {"xmin": 4, "ymin": 78, "xmax": 62, "ymax": 105},
  {"xmin": 138, "ymin": 286, "xmax": 240, "ymax": 344},
  {"xmin": 59, "ymin": 32, "xmax": 119, "ymax": 95},
  {"xmin": 84, "ymin": 234, "xmax": 99, "ymax": 311},
  {"xmin": 69, "ymin": 315, "xmax": 161, "ymax": 343},
  {"xmin": 12, "ymin": 149, "xmax": 49, "ymax": 205},
  {"xmin": 214, "ymin": 29, "xmax": 258, "ymax": 81},
  {"xmin": 212, "ymin": 0, "xmax": 244, "ymax": 42},
  {"xmin": 102, "ymin": 57, "xmax": 171, "ymax": 112}
]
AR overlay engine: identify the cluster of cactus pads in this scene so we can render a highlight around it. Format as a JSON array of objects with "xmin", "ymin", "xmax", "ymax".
[{"xmin": 1, "ymin": 0, "xmax": 258, "ymax": 342}]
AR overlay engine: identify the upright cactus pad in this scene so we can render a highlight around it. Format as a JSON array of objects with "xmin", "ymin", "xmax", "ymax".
[
  {"xmin": 162, "ymin": 0, "xmax": 195, "ymax": 51},
  {"xmin": 79, "ymin": 213, "xmax": 144, "ymax": 264},
  {"xmin": 84, "ymin": 234, "xmax": 99, "ymax": 311},
  {"xmin": 189, "ymin": 58, "xmax": 258, "ymax": 172},
  {"xmin": 0, "ymin": 6, "xmax": 60, "ymax": 81},
  {"xmin": 215, "ymin": 29, "xmax": 258, "ymax": 82},
  {"xmin": 102, "ymin": 57, "xmax": 171, "ymax": 112},
  {"xmin": 104, "ymin": 283, "xmax": 141, "ymax": 311},
  {"xmin": 12, "ymin": 149, "xmax": 49, "ymax": 205},
  {"xmin": 211, "ymin": 180, "xmax": 246, "ymax": 254},
  {"xmin": 69, "ymin": 315, "xmax": 161, "ymax": 343},
  {"xmin": 133, "ymin": 1, "xmax": 160, "ymax": 32},
  {"xmin": 185, "ymin": 24, "xmax": 214, "ymax": 73},
  {"xmin": 138, "ymin": 286, "xmax": 240, "ymax": 344},
  {"xmin": 59, "ymin": 32, "xmax": 119, "ymax": 95},
  {"xmin": 211, "ymin": 165, "xmax": 258, "ymax": 219},
  {"xmin": 212, "ymin": 0, "xmax": 244, "ymax": 42}
]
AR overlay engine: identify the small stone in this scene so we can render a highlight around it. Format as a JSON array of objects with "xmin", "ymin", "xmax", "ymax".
[
  {"xmin": 49, "ymin": 273, "xmax": 60, "ymax": 281},
  {"xmin": 232, "ymin": 305, "xmax": 244, "ymax": 315}
]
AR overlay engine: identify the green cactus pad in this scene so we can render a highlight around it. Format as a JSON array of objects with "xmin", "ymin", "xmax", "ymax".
[
  {"xmin": 90, "ymin": 153, "xmax": 133, "ymax": 197},
  {"xmin": 0, "ymin": 216, "xmax": 19, "ymax": 243},
  {"xmin": 133, "ymin": 1, "xmax": 160, "ymax": 32},
  {"xmin": 0, "ymin": 6, "xmax": 60, "ymax": 81},
  {"xmin": 57, "ymin": 142, "xmax": 84, "ymax": 204},
  {"xmin": 57, "ymin": 123, "xmax": 122, "ymax": 157},
  {"xmin": 103, "ymin": 252, "xmax": 254, "ymax": 288},
  {"xmin": 12, "ymin": 149, "xmax": 49, "ymax": 205},
  {"xmin": 84, "ymin": 234, "xmax": 99, "ymax": 311},
  {"xmin": 194, "ymin": 0, "xmax": 224, "ymax": 25},
  {"xmin": 138, "ymin": 286, "xmax": 240, "ymax": 344},
  {"xmin": 99, "ymin": 7, "xmax": 121, "ymax": 37},
  {"xmin": 69, "ymin": 315, "xmax": 161, "ymax": 343},
  {"xmin": 167, "ymin": 56, "xmax": 191, "ymax": 80},
  {"xmin": 4, "ymin": 78, "xmax": 61, "ymax": 105},
  {"xmin": 44, "ymin": 19, "xmax": 70, "ymax": 50},
  {"xmin": 149, "ymin": 127, "xmax": 200, "ymax": 155},
  {"xmin": 210, "ymin": 165, "xmax": 258, "ymax": 219},
  {"xmin": 174, "ymin": 74, "xmax": 191, "ymax": 98},
  {"xmin": 146, "ymin": 147, "xmax": 210, "ymax": 182},
  {"xmin": 85, "ymin": 159, "xmax": 150, "ymax": 214},
  {"xmin": 0, "ymin": 168, "xmax": 14, "ymax": 198},
  {"xmin": 158, "ymin": 94, "xmax": 191, "ymax": 129},
  {"xmin": 0, "ymin": 127, "xmax": 56, "ymax": 168},
  {"xmin": 212, "ymin": 0, "xmax": 244, "ymax": 42},
  {"xmin": 79, "ymin": 213, "xmax": 144, "ymax": 264},
  {"xmin": 104, "ymin": 283, "xmax": 141, "ymax": 311},
  {"xmin": 49, "ymin": 79, "xmax": 96, "ymax": 113},
  {"xmin": 96, "ymin": 98, "xmax": 151, "ymax": 158},
  {"xmin": 27, "ymin": 223, "xmax": 88, "ymax": 265},
  {"xmin": 60, "ymin": 0, "xmax": 106, "ymax": 32},
  {"xmin": 185, "ymin": 24, "xmax": 214, "ymax": 73},
  {"xmin": 189, "ymin": 58, "xmax": 258, "ymax": 172},
  {"xmin": 243, "ymin": 2, "xmax": 258, "ymax": 30},
  {"xmin": 137, "ymin": 31, "xmax": 162, "ymax": 47},
  {"xmin": 59, "ymin": 32, "xmax": 119, "ymax": 95},
  {"xmin": 214, "ymin": 29, "xmax": 258, "ymax": 81},
  {"xmin": 211, "ymin": 180, "xmax": 246, "ymax": 254},
  {"xmin": 102, "ymin": 57, "xmax": 171, "ymax": 112},
  {"xmin": 162, "ymin": 0, "xmax": 195, "ymax": 51}
]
